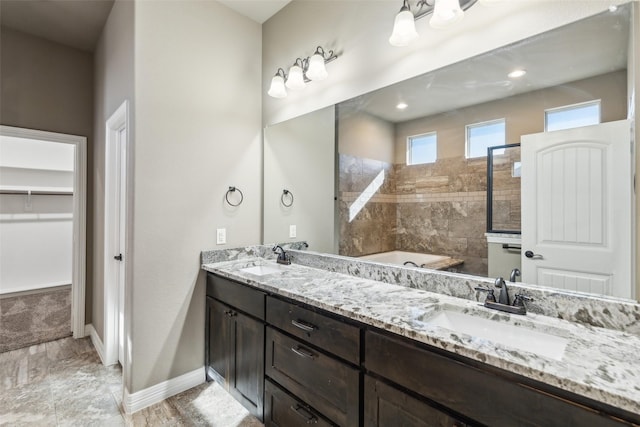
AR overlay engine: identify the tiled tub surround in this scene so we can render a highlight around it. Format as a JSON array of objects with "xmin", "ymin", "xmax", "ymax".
[
  {"xmin": 202, "ymin": 245, "xmax": 640, "ymax": 417},
  {"xmin": 338, "ymin": 153, "xmax": 518, "ymax": 276},
  {"xmin": 0, "ymin": 285, "xmax": 71, "ymax": 353}
]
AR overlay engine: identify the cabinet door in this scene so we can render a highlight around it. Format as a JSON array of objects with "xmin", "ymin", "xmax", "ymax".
[
  {"xmin": 364, "ymin": 376, "xmax": 466, "ymax": 427},
  {"xmin": 206, "ymin": 297, "xmax": 232, "ymax": 384},
  {"xmin": 229, "ymin": 310, "xmax": 265, "ymax": 421}
]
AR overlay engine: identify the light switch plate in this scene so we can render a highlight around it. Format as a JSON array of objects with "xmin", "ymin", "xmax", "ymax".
[
  {"xmin": 216, "ymin": 228, "xmax": 226, "ymax": 245},
  {"xmin": 289, "ymin": 225, "xmax": 297, "ymax": 238}
]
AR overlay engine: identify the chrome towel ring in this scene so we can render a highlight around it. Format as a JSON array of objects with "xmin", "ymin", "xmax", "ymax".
[
  {"xmin": 225, "ymin": 186, "xmax": 243, "ymax": 207},
  {"xmin": 281, "ymin": 189, "xmax": 294, "ymax": 207}
]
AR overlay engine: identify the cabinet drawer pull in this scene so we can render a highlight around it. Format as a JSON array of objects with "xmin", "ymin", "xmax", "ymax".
[
  {"xmin": 291, "ymin": 319, "xmax": 317, "ymax": 332},
  {"xmin": 289, "ymin": 404, "xmax": 318, "ymax": 424},
  {"xmin": 291, "ymin": 345, "xmax": 316, "ymax": 360}
]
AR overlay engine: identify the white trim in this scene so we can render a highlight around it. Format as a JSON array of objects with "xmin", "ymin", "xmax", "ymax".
[
  {"xmin": 104, "ymin": 100, "xmax": 129, "ymax": 367},
  {"xmin": 0, "ymin": 125, "xmax": 87, "ymax": 340},
  {"xmin": 122, "ymin": 367, "xmax": 205, "ymax": 414},
  {"xmin": 85, "ymin": 324, "xmax": 107, "ymax": 364}
]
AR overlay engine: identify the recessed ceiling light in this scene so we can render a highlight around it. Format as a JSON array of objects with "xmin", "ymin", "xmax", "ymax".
[
  {"xmin": 396, "ymin": 102, "xmax": 408, "ymax": 110},
  {"xmin": 508, "ymin": 69, "xmax": 527, "ymax": 79},
  {"xmin": 609, "ymin": 5, "xmax": 618, "ymax": 12}
]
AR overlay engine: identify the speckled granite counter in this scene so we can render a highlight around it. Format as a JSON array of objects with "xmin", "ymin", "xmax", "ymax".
[{"xmin": 202, "ymin": 254, "xmax": 640, "ymax": 417}]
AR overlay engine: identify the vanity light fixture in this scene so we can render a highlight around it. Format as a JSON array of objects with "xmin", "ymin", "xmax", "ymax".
[
  {"xmin": 267, "ymin": 46, "xmax": 338, "ymax": 98},
  {"xmin": 389, "ymin": 0, "xmax": 480, "ymax": 47}
]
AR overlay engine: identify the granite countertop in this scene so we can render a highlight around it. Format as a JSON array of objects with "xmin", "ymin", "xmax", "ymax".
[{"xmin": 202, "ymin": 256, "xmax": 640, "ymax": 417}]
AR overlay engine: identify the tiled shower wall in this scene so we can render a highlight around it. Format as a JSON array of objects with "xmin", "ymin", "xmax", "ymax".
[
  {"xmin": 339, "ymin": 153, "xmax": 522, "ymax": 276},
  {"xmin": 0, "ymin": 286, "xmax": 71, "ymax": 353}
]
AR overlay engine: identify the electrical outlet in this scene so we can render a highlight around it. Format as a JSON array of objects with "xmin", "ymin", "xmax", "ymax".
[
  {"xmin": 289, "ymin": 225, "xmax": 297, "ymax": 238},
  {"xmin": 216, "ymin": 228, "xmax": 226, "ymax": 245}
]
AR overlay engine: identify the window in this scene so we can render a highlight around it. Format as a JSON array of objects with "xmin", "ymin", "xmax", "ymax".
[
  {"xmin": 545, "ymin": 100, "xmax": 600, "ymax": 132},
  {"xmin": 407, "ymin": 132, "xmax": 437, "ymax": 165},
  {"xmin": 466, "ymin": 119, "xmax": 505, "ymax": 158}
]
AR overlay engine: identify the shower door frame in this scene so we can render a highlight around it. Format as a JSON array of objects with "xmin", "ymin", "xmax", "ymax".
[{"xmin": 0, "ymin": 125, "xmax": 87, "ymax": 338}]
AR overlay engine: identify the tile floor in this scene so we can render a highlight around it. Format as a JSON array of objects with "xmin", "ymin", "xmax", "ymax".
[{"xmin": 0, "ymin": 337, "xmax": 264, "ymax": 426}]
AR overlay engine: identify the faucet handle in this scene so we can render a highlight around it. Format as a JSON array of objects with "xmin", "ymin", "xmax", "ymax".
[
  {"xmin": 513, "ymin": 293, "xmax": 533, "ymax": 307},
  {"xmin": 474, "ymin": 286, "xmax": 497, "ymax": 303}
]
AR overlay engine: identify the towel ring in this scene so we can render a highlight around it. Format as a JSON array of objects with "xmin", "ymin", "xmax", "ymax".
[
  {"xmin": 225, "ymin": 186, "xmax": 243, "ymax": 207},
  {"xmin": 281, "ymin": 189, "xmax": 294, "ymax": 207}
]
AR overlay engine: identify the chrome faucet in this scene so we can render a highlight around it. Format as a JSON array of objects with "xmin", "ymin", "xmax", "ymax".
[
  {"xmin": 510, "ymin": 268, "xmax": 520, "ymax": 283},
  {"xmin": 272, "ymin": 245, "xmax": 291, "ymax": 265}
]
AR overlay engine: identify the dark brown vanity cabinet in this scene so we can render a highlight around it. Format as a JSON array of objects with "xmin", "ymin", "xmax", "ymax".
[
  {"xmin": 365, "ymin": 330, "xmax": 638, "ymax": 427},
  {"xmin": 264, "ymin": 296, "xmax": 361, "ymax": 427},
  {"xmin": 206, "ymin": 274, "xmax": 266, "ymax": 421}
]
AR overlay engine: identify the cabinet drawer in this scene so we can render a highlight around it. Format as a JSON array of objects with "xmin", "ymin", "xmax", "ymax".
[
  {"xmin": 266, "ymin": 327, "xmax": 360, "ymax": 427},
  {"xmin": 207, "ymin": 273, "xmax": 265, "ymax": 320},
  {"xmin": 365, "ymin": 330, "xmax": 632, "ymax": 427},
  {"xmin": 266, "ymin": 296, "xmax": 360, "ymax": 364},
  {"xmin": 264, "ymin": 379, "xmax": 334, "ymax": 427},
  {"xmin": 364, "ymin": 375, "xmax": 466, "ymax": 427}
]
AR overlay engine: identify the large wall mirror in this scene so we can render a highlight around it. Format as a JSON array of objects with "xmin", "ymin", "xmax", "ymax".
[{"xmin": 263, "ymin": 4, "xmax": 637, "ymax": 301}]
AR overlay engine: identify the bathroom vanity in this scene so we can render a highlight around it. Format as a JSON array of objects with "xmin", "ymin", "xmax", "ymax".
[{"xmin": 202, "ymin": 247, "xmax": 640, "ymax": 427}]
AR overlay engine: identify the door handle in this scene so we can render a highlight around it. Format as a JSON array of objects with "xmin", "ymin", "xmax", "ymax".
[
  {"xmin": 524, "ymin": 250, "xmax": 543, "ymax": 259},
  {"xmin": 114, "ymin": 254, "xmax": 123, "ymax": 261}
]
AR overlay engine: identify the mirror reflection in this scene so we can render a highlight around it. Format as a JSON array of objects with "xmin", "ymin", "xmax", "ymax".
[{"xmin": 264, "ymin": 4, "xmax": 635, "ymax": 300}]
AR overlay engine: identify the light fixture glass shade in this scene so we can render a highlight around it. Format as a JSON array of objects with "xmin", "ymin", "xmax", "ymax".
[
  {"xmin": 389, "ymin": 9, "xmax": 418, "ymax": 47},
  {"xmin": 306, "ymin": 53, "xmax": 328, "ymax": 81},
  {"xmin": 430, "ymin": 0, "xmax": 464, "ymax": 29},
  {"xmin": 285, "ymin": 65, "xmax": 306, "ymax": 90},
  {"xmin": 267, "ymin": 75, "xmax": 287, "ymax": 98}
]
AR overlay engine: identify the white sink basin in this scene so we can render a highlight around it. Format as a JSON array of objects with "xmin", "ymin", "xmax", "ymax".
[
  {"xmin": 239, "ymin": 264, "xmax": 287, "ymax": 276},
  {"xmin": 423, "ymin": 307, "xmax": 568, "ymax": 361}
]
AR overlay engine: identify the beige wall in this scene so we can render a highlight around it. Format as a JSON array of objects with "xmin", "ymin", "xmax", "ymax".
[
  {"xmin": 130, "ymin": 0, "xmax": 262, "ymax": 393},
  {"xmin": 337, "ymin": 108, "xmax": 394, "ymax": 163},
  {"xmin": 93, "ymin": 0, "xmax": 135, "ymax": 347},
  {"xmin": 0, "ymin": 27, "xmax": 95, "ymax": 322},
  {"xmin": 264, "ymin": 106, "xmax": 336, "ymax": 253},
  {"xmin": 394, "ymin": 71, "xmax": 628, "ymax": 164}
]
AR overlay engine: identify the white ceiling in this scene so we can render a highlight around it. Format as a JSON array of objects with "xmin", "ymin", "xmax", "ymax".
[
  {"xmin": 217, "ymin": 0, "xmax": 291, "ymax": 24},
  {"xmin": 342, "ymin": 6, "xmax": 630, "ymax": 123},
  {"xmin": 0, "ymin": 0, "xmax": 115, "ymax": 52}
]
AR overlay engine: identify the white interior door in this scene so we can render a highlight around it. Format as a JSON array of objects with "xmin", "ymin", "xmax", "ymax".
[
  {"xmin": 521, "ymin": 120, "xmax": 633, "ymax": 298},
  {"xmin": 104, "ymin": 101, "xmax": 128, "ymax": 367}
]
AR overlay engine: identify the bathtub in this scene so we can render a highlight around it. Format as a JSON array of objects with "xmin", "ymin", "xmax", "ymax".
[{"xmin": 358, "ymin": 250, "xmax": 451, "ymax": 268}]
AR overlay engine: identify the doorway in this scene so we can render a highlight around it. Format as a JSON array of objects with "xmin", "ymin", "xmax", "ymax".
[
  {"xmin": 0, "ymin": 125, "xmax": 87, "ymax": 341},
  {"xmin": 104, "ymin": 101, "xmax": 128, "ymax": 366}
]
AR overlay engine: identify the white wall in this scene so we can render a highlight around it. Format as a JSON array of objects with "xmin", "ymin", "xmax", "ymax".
[
  {"xmin": 263, "ymin": 1, "xmax": 626, "ymax": 127},
  {"xmin": 264, "ymin": 106, "xmax": 335, "ymax": 253},
  {"xmin": 337, "ymin": 109, "xmax": 394, "ymax": 163},
  {"xmin": 131, "ymin": 0, "xmax": 262, "ymax": 393},
  {"xmin": 0, "ymin": 137, "xmax": 74, "ymax": 293}
]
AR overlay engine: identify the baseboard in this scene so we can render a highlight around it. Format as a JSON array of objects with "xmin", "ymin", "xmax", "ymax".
[
  {"xmin": 85, "ymin": 324, "xmax": 107, "ymax": 365},
  {"xmin": 123, "ymin": 366, "xmax": 205, "ymax": 414}
]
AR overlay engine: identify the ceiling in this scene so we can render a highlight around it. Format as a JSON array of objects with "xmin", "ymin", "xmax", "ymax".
[
  {"xmin": 217, "ymin": 0, "xmax": 291, "ymax": 24},
  {"xmin": 0, "ymin": 0, "xmax": 115, "ymax": 52},
  {"xmin": 342, "ymin": 6, "xmax": 630, "ymax": 123},
  {"xmin": 0, "ymin": 0, "xmax": 290, "ymax": 52}
]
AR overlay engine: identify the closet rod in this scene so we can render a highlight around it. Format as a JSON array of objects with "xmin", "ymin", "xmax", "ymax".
[{"xmin": 0, "ymin": 189, "xmax": 73, "ymax": 196}]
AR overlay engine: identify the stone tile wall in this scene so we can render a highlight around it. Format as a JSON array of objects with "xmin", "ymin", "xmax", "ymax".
[
  {"xmin": 0, "ymin": 286, "xmax": 71, "ymax": 353},
  {"xmin": 339, "ymin": 153, "xmax": 523, "ymax": 276}
]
